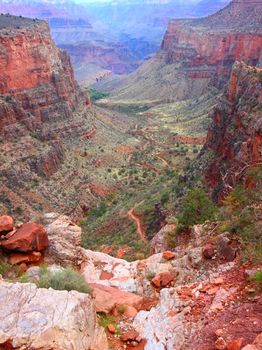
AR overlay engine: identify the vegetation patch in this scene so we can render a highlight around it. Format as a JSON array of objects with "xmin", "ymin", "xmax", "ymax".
[
  {"xmin": 85, "ymin": 87, "xmax": 109, "ymax": 102},
  {"xmin": 36, "ymin": 266, "xmax": 91, "ymax": 294}
]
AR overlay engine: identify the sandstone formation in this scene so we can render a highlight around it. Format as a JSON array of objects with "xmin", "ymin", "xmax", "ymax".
[
  {"xmin": 1, "ymin": 222, "xmax": 48, "ymax": 252},
  {"xmin": 0, "ymin": 15, "xmax": 90, "ymax": 136},
  {"xmin": 0, "ymin": 281, "xmax": 108, "ymax": 350},
  {"xmin": 204, "ymin": 61, "xmax": 262, "ymax": 201}
]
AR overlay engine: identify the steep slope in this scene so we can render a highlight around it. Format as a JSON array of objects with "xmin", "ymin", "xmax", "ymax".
[
  {"xmin": 95, "ymin": 0, "xmax": 262, "ymax": 102},
  {"xmin": 0, "ymin": 14, "xmax": 90, "ymax": 136},
  {"xmin": 204, "ymin": 61, "xmax": 262, "ymax": 201},
  {"xmin": 0, "ymin": 15, "xmax": 136, "ymax": 220}
]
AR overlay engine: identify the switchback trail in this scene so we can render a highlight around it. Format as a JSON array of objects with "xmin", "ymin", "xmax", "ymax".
[{"xmin": 128, "ymin": 207, "xmax": 148, "ymax": 243}]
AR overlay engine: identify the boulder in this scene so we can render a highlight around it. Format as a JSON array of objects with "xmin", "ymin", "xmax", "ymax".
[
  {"xmin": 90, "ymin": 283, "xmax": 143, "ymax": 314},
  {"xmin": 217, "ymin": 234, "xmax": 236, "ymax": 262},
  {"xmin": 43, "ymin": 213, "xmax": 82, "ymax": 266},
  {"xmin": 9, "ymin": 251, "xmax": 42, "ymax": 265},
  {"xmin": 202, "ymin": 244, "xmax": 215, "ymax": 259},
  {"xmin": 0, "ymin": 281, "xmax": 108, "ymax": 350},
  {"xmin": 0, "ymin": 216, "xmax": 13, "ymax": 235},
  {"xmin": 121, "ymin": 330, "xmax": 139, "ymax": 342},
  {"xmin": 107, "ymin": 324, "xmax": 116, "ymax": 334},
  {"xmin": 226, "ymin": 338, "xmax": 244, "ymax": 350},
  {"xmin": 1, "ymin": 223, "xmax": 48, "ymax": 252},
  {"xmin": 163, "ymin": 251, "xmax": 176, "ymax": 260},
  {"xmin": 151, "ymin": 271, "xmax": 175, "ymax": 288},
  {"xmin": 151, "ymin": 224, "xmax": 175, "ymax": 253}
]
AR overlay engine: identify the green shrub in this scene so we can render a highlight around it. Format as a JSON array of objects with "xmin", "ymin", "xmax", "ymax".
[
  {"xmin": 146, "ymin": 271, "xmax": 156, "ymax": 281},
  {"xmin": 161, "ymin": 191, "xmax": 170, "ymax": 205},
  {"xmin": 252, "ymin": 270, "xmax": 262, "ymax": 289},
  {"xmin": 37, "ymin": 267, "xmax": 91, "ymax": 294},
  {"xmin": 88, "ymin": 202, "xmax": 108, "ymax": 218},
  {"xmin": 178, "ymin": 188, "xmax": 217, "ymax": 227},
  {"xmin": 0, "ymin": 259, "xmax": 12, "ymax": 277},
  {"xmin": 166, "ymin": 228, "xmax": 177, "ymax": 248},
  {"xmin": 98, "ymin": 314, "xmax": 121, "ymax": 335},
  {"xmin": 85, "ymin": 88, "xmax": 109, "ymax": 102}
]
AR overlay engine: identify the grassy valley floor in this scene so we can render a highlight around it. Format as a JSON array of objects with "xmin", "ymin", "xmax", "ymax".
[{"xmin": 80, "ymin": 92, "xmax": 214, "ymax": 260}]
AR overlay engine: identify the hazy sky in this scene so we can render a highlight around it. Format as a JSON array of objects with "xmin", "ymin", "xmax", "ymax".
[{"xmin": 73, "ymin": 0, "xmax": 201, "ymax": 3}]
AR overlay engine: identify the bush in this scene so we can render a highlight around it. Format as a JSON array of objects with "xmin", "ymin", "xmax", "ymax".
[
  {"xmin": 85, "ymin": 88, "xmax": 109, "ymax": 102},
  {"xmin": 88, "ymin": 202, "xmax": 108, "ymax": 218},
  {"xmin": 252, "ymin": 270, "xmax": 262, "ymax": 289},
  {"xmin": 178, "ymin": 188, "xmax": 217, "ymax": 227},
  {"xmin": 161, "ymin": 191, "xmax": 170, "ymax": 205},
  {"xmin": 37, "ymin": 267, "xmax": 91, "ymax": 294}
]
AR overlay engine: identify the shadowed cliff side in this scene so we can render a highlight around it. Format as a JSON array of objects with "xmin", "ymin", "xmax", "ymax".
[{"xmin": 203, "ymin": 62, "xmax": 262, "ymax": 202}]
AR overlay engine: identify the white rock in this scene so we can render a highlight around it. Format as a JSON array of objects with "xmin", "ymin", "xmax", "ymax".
[
  {"xmin": 44, "ymin": 213, "xmax": 82, "ymax": 266},
  {"xmin": 0, "ymin": 281, "xmax": 108, "ymax": 350}
]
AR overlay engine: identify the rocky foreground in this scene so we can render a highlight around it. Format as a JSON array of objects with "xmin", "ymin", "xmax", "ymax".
[{"xmin": 0, "ymin": 213, "xmax": 261, "ymax": 350}]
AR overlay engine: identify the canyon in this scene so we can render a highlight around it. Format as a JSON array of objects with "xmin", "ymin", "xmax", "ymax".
[
  {"xmin": 0, "ymin": 0, "xmax": 261, "ymax": 349},
  {"xmin": 0, "ymin": 14, "xmax": 136, "ymax": 220},
  {"xmin": 95, "ymin": 0, "xmax": 262, "ymax": 102},
  {"xmin": 0, "ymin": 0, "xmax": 230, "ymax": 84}
]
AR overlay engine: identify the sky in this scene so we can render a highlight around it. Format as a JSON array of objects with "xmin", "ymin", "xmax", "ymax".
[{"xmin": 72, "ymin": 0, "xmax": 201, "ymax": 3}]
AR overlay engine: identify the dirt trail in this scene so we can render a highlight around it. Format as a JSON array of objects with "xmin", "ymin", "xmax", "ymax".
[{"xmin": 128, "ymin": 207, "xmax": 148, "ymax": 243}]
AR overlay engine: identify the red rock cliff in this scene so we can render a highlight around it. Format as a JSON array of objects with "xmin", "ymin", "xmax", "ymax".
[
  {"xmin": 161, "ymin": 0, "xmax": 262, "ymax": 91},
  {"xmin": 204, "ymin": 61, "xmax": 262, "ymax": 201},
  {"xmin": 0, "ymin": 14, "xmax": 90, "ymax": 136}
]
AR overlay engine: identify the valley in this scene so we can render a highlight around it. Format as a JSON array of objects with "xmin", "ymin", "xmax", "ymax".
[{"xmin": 0, "ymin": 0, "xmax": 261, "ymax": 349}]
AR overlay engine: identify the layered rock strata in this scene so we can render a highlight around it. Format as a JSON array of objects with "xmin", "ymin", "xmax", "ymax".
[{"xmin": 204, "ymin": 62, "xmax": 262, "ymax": 201}]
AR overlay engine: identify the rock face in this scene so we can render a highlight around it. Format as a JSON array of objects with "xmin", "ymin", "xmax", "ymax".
[
  {"xmin": 43, "ymin": 213, "xmax": 82, "ymax": 267},
  {"xmin": 161, "ymin": 0, "xmax": 262, "ymax": 91},
  {"xmin": 0, "ymin": 14, "xmax": 132, "ymax": 220},
  {"xmin": 204, "ymin": 61, "xmax": 262, "ymax": 201},
  {"xmin": 0, "ymin": 15, "xmax": 89, "ymax": 137},
  {"xmin": 95, "ymin": 0, "xmax": 262, "ymax": 103},
  {"xmin": 0, "ymin": 281, "xmax": 108, "ymax": 350}
]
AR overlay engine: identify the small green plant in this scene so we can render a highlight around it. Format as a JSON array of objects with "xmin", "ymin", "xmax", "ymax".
[
  {"xmin": 252, "ymin": 270, "xmax": 262, "ymax": 289},
  {"xmin": 0, "ymin": 259, "xmax": 12, "ymax": 277},
  {"xmin": 166, "ymin": 228, "xmax": 177, "ymax": 248},
  {"xmin": 117, "ymin": 304, "xmax": 127, "ymax": 314},
  {"xmin": 146, "ymin": 271, "xmax": 156, "ymax": 281},
  {"xmin": 37, "ymin": 267, "xmax": 91, "ymax": 294},
  {"xmin": 178, "ymin": 188, "xmax": 217, "ymax": 227},
  {"xmin": 161, "ymin": 191, "xmax": 170, "ymax": 205},
  {"xmin": 98, "ymin": 314, "xmax": 121, "ymax": 335}
]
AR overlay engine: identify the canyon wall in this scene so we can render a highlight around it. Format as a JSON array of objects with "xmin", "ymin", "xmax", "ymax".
[
  {"xmin": 161, "ymin": 0, "xmax": 262, "ymax": 90},
  {"xmin": 0, "ymin": 14, "xmax": 90, "ymax": 137},
  {"xmin": 204, "ymin": 62, "xmax": 262, "ymax": 201},
  {"xmin": 98, "ymin": 0, "xmax": 262, "ymax": 102}
]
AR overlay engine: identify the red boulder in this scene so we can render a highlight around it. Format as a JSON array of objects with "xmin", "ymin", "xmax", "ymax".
[
  {"xmin": 1, "ymin": 223, "xmax": 48, "ymax": 252},
  {"xmin": 163, "ymin": 251, "xmax": 176, "ymax": 260},
  {"xmin": 0, "ymin": 216, "xmax": 13, "ymax": 235},
  {"xmin": 9, "ymin": 251, "xmax": 42, "ymax": 265},
  {"xmin": 121, "ymin": 330, "xmax": 139, "ymax": 342},
  {"xmin": 151, "ymin": 271, "xmax": 175, "ymax": 288},
  {"xmin": 226, "ymin": 338, "xmax": 244, "ymax": 350}
]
